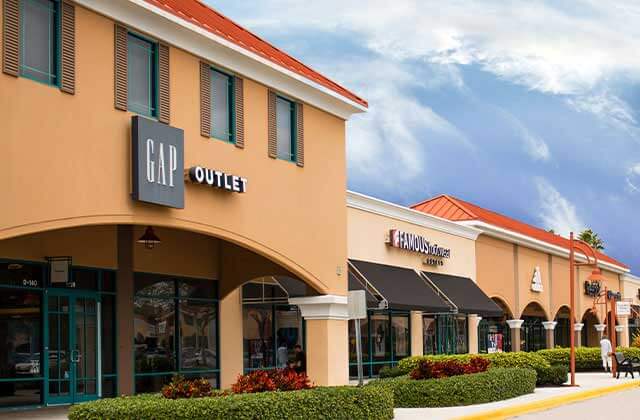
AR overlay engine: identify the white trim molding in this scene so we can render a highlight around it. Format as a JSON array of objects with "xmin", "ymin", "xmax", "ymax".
[
  {"xmin": 615, "ymin": 325, "xmax": 625, "ymax": 333},
  {"xmin": 74, "ymin": 0, "xmax": 366, "ymax": 119},
  {"xmin": 347, "ymin": 191, "xmax": 481, "ymax": 241},
  {"xmin": 459, "ymin": 221, "xmax": 629, "ymax": 274},
  {"xmin": 574, "ymin": 323, "xmax": 584, "ymax": 332},
  {"xmin": 542, "ymin": 321, "xmax": 557, "ymax": 330},
  {"xmin": 594, "ymin": 324, "xmax": 607, "ymax": 332},
  {"xmin": 506, "ymin": 319, "xmax": 524, "ymax": 329},
  {"xmin": 289, "ymin": 295, "xmax": 349, "ymax": 320},
  {"xmin": 623, "ymin": 273, "xmax": 640, "ymax": 286}
]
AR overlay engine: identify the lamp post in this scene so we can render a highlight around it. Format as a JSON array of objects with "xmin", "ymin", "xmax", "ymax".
[{"xmin": 569, "ymin": 232, "xmax": 606, "ymax": 386}]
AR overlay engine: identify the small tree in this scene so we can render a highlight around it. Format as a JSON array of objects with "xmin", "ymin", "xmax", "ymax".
[{"xmin": 578, "ymin": 228, "xmax": 604, "ymax": 251}]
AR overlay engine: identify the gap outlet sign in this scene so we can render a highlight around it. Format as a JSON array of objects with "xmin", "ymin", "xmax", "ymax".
[
  {"xmin": 188, "ymin": 166, "xmax": 247, "ymax": 193},
  {"xmin": 132, "ymin": 116, "xmax": 185, "ymax": 208}
]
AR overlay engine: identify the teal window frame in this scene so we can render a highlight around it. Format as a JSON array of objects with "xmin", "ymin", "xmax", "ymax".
[
  {"xmin": 126, "ymin": 32, "xmax": 158, "ymax": 118},
  {"xmin": 348, "ymin": 310, "xmax": 411, "ymax": 379},
  {"xmin": 19, "ymin": 0, "xmax": 61, "ymax": 87},
  {"xmin": 275, "ymin": 95, "xmax": 297, "ymax": 162},
  {"xmin": 133, "ymin": 273, "xmax": 220, "ymax": 392},
  {"xmin": 209, "ymin": 67, "xmax": 236, "ymax": 144}
]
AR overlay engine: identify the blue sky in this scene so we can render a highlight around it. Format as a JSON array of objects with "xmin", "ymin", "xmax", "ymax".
[{"xmin": 208, "ymin": 1, "xmax": 640, "ymax": 272}]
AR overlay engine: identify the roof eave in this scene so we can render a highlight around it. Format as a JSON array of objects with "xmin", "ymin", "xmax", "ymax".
[
  {"xmin": 461, "ymin": 220, "xmax": 629, "ymax": 274},
  {"xmin": 76, "ymin": 0, "xmax": 367, "ymax": 119}
]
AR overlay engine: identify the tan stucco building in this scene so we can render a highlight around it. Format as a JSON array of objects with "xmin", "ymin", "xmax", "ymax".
[
  {"xmin": 346, "ymin": 192, "xmax": 501, "ymax": 376},
  {"xmin": 0, "ymin": 0, "xmax": 366, "ymax": 409},
  {"xmin": 413, "ymin": 195, "xmax": 631, "ymax": 352}
]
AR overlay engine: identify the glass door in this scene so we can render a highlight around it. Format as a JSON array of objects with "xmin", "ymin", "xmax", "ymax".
[{"xmin": 46, "ymin": 291, "xmax": 100, "ymax": 405}]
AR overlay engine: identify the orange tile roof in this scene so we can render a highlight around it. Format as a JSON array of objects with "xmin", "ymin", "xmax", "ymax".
[
  {"xmin": 412, "ymin": 195, "xmax": 628, "ymax": 270},
  {"xmin": 143, "ymin": 0, "xmax": 368, "ymax": 108}
]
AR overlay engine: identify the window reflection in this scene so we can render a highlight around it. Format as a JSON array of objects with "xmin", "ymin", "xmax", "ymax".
[
  {"xmin": 243, "ymin": 306, "xmax": 273, "ymax": 369},
  {"xmin": 180, "ymin": 300, "xmax": 217, "ymax": 370},
  {"xmin": 134, "ymin": 298, "xmax": 175, "ymax": 373}
]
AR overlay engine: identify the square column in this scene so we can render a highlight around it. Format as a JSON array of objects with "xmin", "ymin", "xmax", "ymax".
[
  {"xmin": 467, "ymin": 314, "xmax": 481, "ymax": 354},
  {"xmin": 219, "ymin": 289, "xmax": 244, "ymax": 389},
  {"xmin": 542, "ymin": 321, "xmax": 557, "ymax": 349},
  {"xmin": 595, "ymin": 323, "xmax": 606, "ymax": 340},
  {"xmin": 116, "ymin": 225, "xmax": 134, "ymax": 395},
  {"xmin": 290, "ymin": 295, "xmax": 349, "ymax": 386},
  {"xmin": 574, "ymin": 323, "xmax": 584, "ymax": 348},
  {"xmin": 506, "ymin": 319, "xmax": 524, "ymax": 352},
  {"xmin": 410, "ymin": 311, "xmax": 423, "ymax": 356},
  {"xmin": 617, "ymin": 317, "xmax": 630, "ymax": 348}
]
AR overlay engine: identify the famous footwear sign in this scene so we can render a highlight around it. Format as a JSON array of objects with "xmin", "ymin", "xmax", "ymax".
[{"xmin": 387, "ymin": 229, "xmax": 451, "ymax": 264}]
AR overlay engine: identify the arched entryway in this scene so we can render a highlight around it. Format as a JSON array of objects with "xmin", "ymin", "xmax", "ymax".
[
  {"xmin": 554, "ymin": 306, "xmax": 572, "ymax": 348},
  {"xmin": 521, "ymin": 302, "xmax": 548, "ymax": 352},
  {"xmin": 581, "ymin": 309, "xmax": 601, "ymax": 347},
  {"xmin": 478, "ymin": 297, "xmax": 513, "ymax": 353}
]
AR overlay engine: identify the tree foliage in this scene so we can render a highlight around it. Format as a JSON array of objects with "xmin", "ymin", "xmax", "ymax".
[{"xmin": 578, "ymin": 228, "xmax": 605, "ymax": 251}]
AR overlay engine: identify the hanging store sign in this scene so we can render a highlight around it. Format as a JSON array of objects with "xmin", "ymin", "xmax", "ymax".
[
  {"xmin": 187, "ymin": 166, "xmax": 247, "ymax": 193},
  {"xmin": 131, "ymin": 116, "xmax": 185, "ymax": 208},
  {"xmin": 584, "ymin": 280, "xmax": 601, "ymax": 297},
  {"xmin": 387, "ymin": 229, "xmax": 451, "ymax": 261},
  {"xmin": 531, "ymin": 266, "xmax": 543, "ymax": 292},
  {"xmin": 617, "ymin": 301, "xmax": 632, "ymax": 317}
]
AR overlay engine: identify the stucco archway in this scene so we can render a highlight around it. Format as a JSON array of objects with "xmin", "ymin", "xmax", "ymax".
[
  {"xmin": 521, "ymin": 302, "xmax": 548, "ymax": 352},
  {"xmin": 581, "ymin": 309, "xmax": 601, "ymax": 347},
  {"xmin": 554, "ymin": 306, "xmax": 572, "ymax": 348}
]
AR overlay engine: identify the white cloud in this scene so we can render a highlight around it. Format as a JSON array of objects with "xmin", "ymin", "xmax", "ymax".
[
  {"xmin": 534, "ymin": 178, "xmax": 585, "ymax": 236},
  {"xmin": 566, "ymin": 91, "xmax": 639, "ymax": 138},
  {"xmin": 625, "ymin": 163, "xmax": 640, "ymax": 194}
]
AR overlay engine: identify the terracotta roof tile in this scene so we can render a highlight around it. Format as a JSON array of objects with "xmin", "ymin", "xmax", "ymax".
[
  {"xmin": 143, "ymin": 0, "xmax": 367, "ymax": 108},
  {"xmin": 412, "ymin": 195, "xmax": 628, "ymax": 270}
]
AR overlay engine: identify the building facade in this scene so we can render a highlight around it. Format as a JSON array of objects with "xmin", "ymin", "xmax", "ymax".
[
  {"xmin": 0, "ymin": 0, "xmax": 366, "ymax": 409},
  {"xmin": 346, "ymin": 192, "xmax": 501, "ymax": 377},
  {"xmin": 413, "ymin": 195, "xmax": 631, "ymax": 353}
]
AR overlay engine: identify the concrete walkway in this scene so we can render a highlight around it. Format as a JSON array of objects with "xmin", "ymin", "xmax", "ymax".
[
  {"xmin": 0, "ymin": 406, "xmax": 68, "ymax": 420},
  {"xmin": 394, "ymin": 372, "xmax": 640, "ymax": 420}
]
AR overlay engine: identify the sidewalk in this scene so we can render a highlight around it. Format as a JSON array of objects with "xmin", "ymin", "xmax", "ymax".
[{"xmin": 394, "ymin": 372, "xmax": 640, "ymax": 420}]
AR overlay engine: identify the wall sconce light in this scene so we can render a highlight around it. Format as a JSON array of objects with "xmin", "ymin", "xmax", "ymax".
[{"xmin": 137, "ymin": 226, "xmax": 161, "ymax": 250}]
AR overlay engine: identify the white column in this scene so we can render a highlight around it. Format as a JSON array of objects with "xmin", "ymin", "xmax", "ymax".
[
  {"xmin": 615, "ymin": 325, "xmax": 626, "ymax": 348},
  {"xmin": 617, "ymin": 317, "xmax": 630, "ymax": 348},
  {"xmin": 410, "ymin": 311, "xmax": 423, "ymax": 356},
  {"xmin": 574, "ymin": 323, "xmax": 584, "ymax": 348},
  {"xmin": 595, "ymin": 323, "xmax": 607, "ymax": 340},
  {"xmin": 468, "ymin": 314, "xmax": 481, "ymax": 354},
  {"xmin": 289, "ymin": 295, "xmax": 349, "ymax": 386},
  {"xmin": 506, "ymin": 319, "xmax": 524, "ymax": 352},
  {"xmin": 542, "ymin": 321, "xmax": 557, "ymax": 349}
]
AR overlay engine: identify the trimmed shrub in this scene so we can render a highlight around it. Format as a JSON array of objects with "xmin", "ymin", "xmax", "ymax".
[
  {"xmin": 537, "ymin": 347, "xmax": 640, "ymax": 371},
  {"xmin": 368, "ymin": 367, "xmax": 535, "ymax": 408},
  {"xmin": 68, "ymin": 386, "xmax": 394, "ymax": 420},
  {"xmin": 378, "ymin": 365, "xmax": 405, "ymax": 379},
  {"xmin": 536, "ymin": 365, "xmax": 568, "ymax": 386},
  {"xmin": 410, "ymin": 356, "xmax": 489, "ymax": 380},
  {"xmin": 398, "ymin": 352, "xmax": 549, "ymax": 376},
  {"xmin": 231, "ymin": 369, "xmax": 313, "ymax": 394}
]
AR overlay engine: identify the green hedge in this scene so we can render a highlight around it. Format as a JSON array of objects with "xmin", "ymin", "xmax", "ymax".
[
  {"xmin": 68, "ymin": 386, "xmax": 394, "ymax": 420},
  {"xmin": 537, "ymin": 347, "xmax": 640, "ymax": 371},
  {"xmin": 536, "ymin": 365, "xmax": 568, "ymax": 386},
  {"xmin": 378, "ymin": 365, "xmax": 405, "ymax": 379},
  {"xmin": 398, "ymin": 352, "xmax": 549, "ymax": 375},
  {"xmin": 368, "ymin": 368, "xmax": 535, "ymax": 408}
]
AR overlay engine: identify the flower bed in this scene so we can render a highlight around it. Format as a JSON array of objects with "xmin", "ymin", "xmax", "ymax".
[
  {"xmin": 68, "ymin": 386, "xmax": 394, "ymax": 420},
  {"xmin": 410, "ymin": 356, "xmax": 490, "ymax": 379},
  {"xmin": 368, "ymin": 367, "xmax": 536, "ymax": 408}
]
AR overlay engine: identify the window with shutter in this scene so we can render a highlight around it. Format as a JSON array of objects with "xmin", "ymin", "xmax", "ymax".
[
  {"xmin": 127, "ymin": 32, "xmax": 157, "ymax": 118},
  {"xmin": 59, "ymin": 0, "xmax": 75, "ymax": 94},
  {"xmin": 3, "ymin": 0, "xmax": 21, "ymax": 77},
  {"xmin": 19, "ymin": 0, "xmax": 59, "ymax": 85}
]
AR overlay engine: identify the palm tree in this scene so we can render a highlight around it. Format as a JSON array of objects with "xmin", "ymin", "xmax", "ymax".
[{"xmin": 578, "ymin": 228, "xmax": 605, "ymax": 251}]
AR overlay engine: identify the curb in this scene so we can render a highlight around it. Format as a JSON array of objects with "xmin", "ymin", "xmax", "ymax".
[{"xmin": 455, "ymin": 380, "xmax": 640, "ymax": 420}]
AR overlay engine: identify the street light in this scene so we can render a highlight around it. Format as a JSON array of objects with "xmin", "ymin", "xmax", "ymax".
[{"xmin": 569, "ymin": 232, "xmax": 604, "ymax": 386}]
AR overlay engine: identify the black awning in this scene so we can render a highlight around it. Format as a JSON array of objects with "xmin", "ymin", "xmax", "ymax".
[
  {"xmin": 349, "ymin": 259, "xmax": 452, "ymax": 313},
  {"xmin": 423, "ymin": 272, "xmax": 503, "ymax": 317},
  {"xmin": 348, "ymin": 271, "xmax": 380, "ymax": 307}
]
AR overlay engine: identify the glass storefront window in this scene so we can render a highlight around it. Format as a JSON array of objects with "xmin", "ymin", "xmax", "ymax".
[
  {"xmin": 134, "ymin": 298, "xmax": 176, "ymax": 373},
  {"xmin": 133, "ymin": 273, "xmax": 219, "ymax": 393},
  {"xmin": 455, "ymin": 316, "xmax": 468, "ymax": 354},
  {"xmin": 522, "ymin": 317, "xmax": 545, "ymax": 352},
  {"xmin": 0, "ymin": 290, "xmax": 42, "ymax": 408},
  {"xmin": 242, "ymin": 302, "xmax": 303, "ymax": 372},
  {"xmin": 423, "ymin": 317, "xmax": 436, "ymax": 355},
  {"xmin": 179, "ymin": 300, "xmax": 217, "ymax": 370},
  {"xmin": 422, "ymin": 314, "xmax": 468, "ymax": 355},
  {"xmin": 349, "ymin": 310, "xmax": 410, "ymax": 378}
]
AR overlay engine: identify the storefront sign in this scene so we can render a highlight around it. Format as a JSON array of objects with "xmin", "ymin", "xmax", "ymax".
[
  {"xmin": 187, "ymin": 166, "xmax": 247, "ymax": 193},
  {"xmin": 131, "ymin": 116, "xmax": 185, "ymax": 208},
  {"xmin": 617, "ymin": 301, "xmax": 632, "ymax": 316},
  {"xmin": 584, "ymin": 280, "xmax": 601, "ymax": 297},
  {"xmin": 531, "ymin": 266, "xmax": 543, "ymax": 292},
  {"xmin": 387, "ymin": 229, "xmax": 451, "ymax": 259}
]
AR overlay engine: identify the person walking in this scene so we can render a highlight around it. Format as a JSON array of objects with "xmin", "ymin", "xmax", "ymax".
[{"xmin": 600, "ymin": 336, "xmax": 613, "ymax": 372}]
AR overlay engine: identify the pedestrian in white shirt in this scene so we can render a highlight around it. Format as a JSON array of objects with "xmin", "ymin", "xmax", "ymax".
[{"xmin": 600, "ymin": 336, "xmax": 613, "ymax": 372}]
